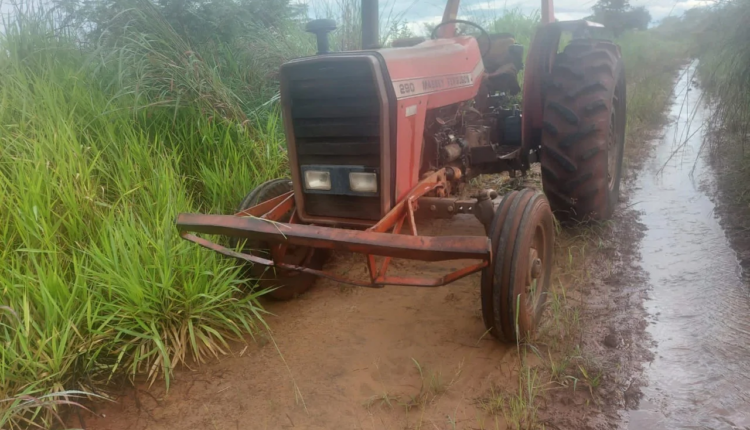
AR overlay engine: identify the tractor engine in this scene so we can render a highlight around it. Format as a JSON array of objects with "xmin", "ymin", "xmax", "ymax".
[
  {"xmin": 422, "ymin": 96, "xmax": 523, "ymax": 185},
  {"xmin": 421, "ymin": 34, "xmax": 525, "ymax": 187}
]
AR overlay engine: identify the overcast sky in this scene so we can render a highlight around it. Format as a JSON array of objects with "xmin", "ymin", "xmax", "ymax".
[
  {"xmin": 0, "ymin": 0, "xmax": 712, "ymax": 32},
  {"xmin": 304, "ymin": 0, "xmax": 712, "ymax": 34}
]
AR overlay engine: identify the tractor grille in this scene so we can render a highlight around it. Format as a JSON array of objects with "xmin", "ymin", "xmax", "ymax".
[{"xmin": 284, "ymin": 57, "xmax": 383, "ymax": 221}]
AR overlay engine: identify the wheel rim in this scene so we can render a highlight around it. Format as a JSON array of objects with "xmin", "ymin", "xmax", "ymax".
[
  {"xmin": 521, "ymin": 224, "xmax": 549, "ymax": 321},
  {"xmin": 509, "ymin": 194, "xmax": 554, "ymax": 339},
  {"xmin": 481, "ymin": 191, "xmax": 554, "ymax": 342},
  {"xmin": 524, "ymin": 226, "xmax": 545, "ymax": 314}
]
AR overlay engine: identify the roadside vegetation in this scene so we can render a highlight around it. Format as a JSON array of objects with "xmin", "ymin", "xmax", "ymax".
[
  {"xmin": 681, "ymin": 1, "xmax": 750, "ymax": 268},
  {"xmin": 0, "ymin": 0, "xmax": 692, "ymax": 427}
]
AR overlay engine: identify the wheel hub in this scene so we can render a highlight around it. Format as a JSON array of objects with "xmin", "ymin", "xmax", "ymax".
[
  {"xmin": 530, "ymin": 257, "xmax": 542, "ymax": 279},
  {"xmin": 525, "ymin": 248, "xmax": 542, "ymax": 300}
]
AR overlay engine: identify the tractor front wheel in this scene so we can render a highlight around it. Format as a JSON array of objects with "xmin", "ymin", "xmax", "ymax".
[
  {"xmin": 231, "ymin": 178, "xmax": 329, "ymax": 301},
  {"xmin": 481, "ymin": 189, "xmax": 555, "ymax": 342},
  {"xmin": 541, "ymin": 39, "xmax": 627, "ymax": 222}
]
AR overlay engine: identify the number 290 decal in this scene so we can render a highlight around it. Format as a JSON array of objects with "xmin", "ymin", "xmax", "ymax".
[{"xmin": 398, "ymin": 82, "xmax": 416, "ymax": 95}]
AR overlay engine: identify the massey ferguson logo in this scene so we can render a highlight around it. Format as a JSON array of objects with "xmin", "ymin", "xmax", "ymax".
[
  {"xmin": 447, "ymin": 75, "xmax": 472, "ymax": 86},
  {"xmin": 395, "ymin": 73, "xmax": 474, "ymax": 99},
  {"xmin": 422, "ymin": 78, "xmax": 444, "ymax": 91}
]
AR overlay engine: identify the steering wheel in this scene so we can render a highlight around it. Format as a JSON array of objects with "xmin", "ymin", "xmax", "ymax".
[{"xmin": 430, "ymin": 19, "xmax": 491, "ymax": 58}]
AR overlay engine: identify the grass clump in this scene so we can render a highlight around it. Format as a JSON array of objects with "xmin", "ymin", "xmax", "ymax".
[
  {"xmin": 478, "ymin": 355, "xmax": 543, "ymax": 430},
  {"xmin": 691, "ymin": 1, "xmax": 750, "ymax": 131},
  {"xmin": 616, "ymin": 28, "xmax": 690, "ymax": 168},
  {"xmin": 0, "ymin": 4, "xmax": 286, "ymax": 428},
  {"xmin": 685, "ymin": 1, "xmax": 750, "ymax": 269}
]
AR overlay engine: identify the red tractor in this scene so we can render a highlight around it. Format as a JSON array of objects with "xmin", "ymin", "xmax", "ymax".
[{"xmin": 176, "ymin": 0, "xmax": 626, "ymax": 342}]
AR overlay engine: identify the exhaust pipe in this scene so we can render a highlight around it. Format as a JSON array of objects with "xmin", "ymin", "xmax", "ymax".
[{"xmin": 361, "ymin": 0, "xmax": 379, "ymax": 49}]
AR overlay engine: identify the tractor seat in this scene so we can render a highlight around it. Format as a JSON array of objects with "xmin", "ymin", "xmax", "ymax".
[{"xmin": 391, "ymin": 36, "xmax": 426, "ymax": 48}]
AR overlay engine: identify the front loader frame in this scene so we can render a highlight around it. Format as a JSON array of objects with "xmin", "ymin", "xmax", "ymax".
[{"xmin": 177, "ymin": 168, "xmax": 492, "ymax": 288}]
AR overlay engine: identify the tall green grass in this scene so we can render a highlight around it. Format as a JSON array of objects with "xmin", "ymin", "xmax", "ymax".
[
  {"xmin": 616, "ymin": 28, "xmax": 689, "ymax": 165},
  {"xmin": 693, "ymin": 1, "xmax": 750, "ymax": 131},
  {"xmin": 687, "ymin": 1, "xmax": 750, "ymax": 261},
  {"xmin": 0, "ymin": 5, "xmax": 287, "ymax": 428}
]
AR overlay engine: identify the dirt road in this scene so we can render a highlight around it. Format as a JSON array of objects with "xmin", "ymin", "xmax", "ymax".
[
  {"xmin": 76, "ymin": 64, "xmax": 750, "ymax": 430},
  {"xmin": 77, "ymin": 186, "xmax": 646, "ymax": 428},
  {"xmin": 81, "ymin": 215, "xmax": 540, "ymax": 429}
]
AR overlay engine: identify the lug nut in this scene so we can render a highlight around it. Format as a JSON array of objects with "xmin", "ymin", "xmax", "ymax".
[{"xmin": 530, "ymin": 258, "xmax": 542, "ymax": 279}]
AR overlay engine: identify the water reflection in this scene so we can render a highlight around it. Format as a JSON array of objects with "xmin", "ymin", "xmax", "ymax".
[{"xmin": 628, "ymin": 63, "xmax": 750, "ymax": 429}]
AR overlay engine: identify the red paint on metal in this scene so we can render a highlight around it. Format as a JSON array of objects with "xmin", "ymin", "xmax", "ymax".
[
  {"xmin": 235, "ymin": 191, "xmax": 293, "ymax": 218},
  {"xmin": 542, "ymin": 0, "xmax": 555, "ymax": 24},
  {"xmin": 376, "ymin": 261, "xmax": 487, "ymax": 287},
  {"xmin": 521, "ymin": 24, "xmax": 562, "ymax": 153},
  {"xmin": 261, "ymin": 193, "xmax": 295, "ymax": 221},
  {"xmin": 181, "ymin": 232, "xmax": 488, "ymax": 288},
  {"xmin": 438, "ymin": 0, "xmax": 461, "ymax": 38},
  {"xmin": 177, "ymin": 213, "xmax": 490, "ymax": 261},
  {"xmin": 367, "ymin": 254, "xmax": 378, "ymax": 280},
  {"xmin": 270, "ymin": 243, "xmax": 287, "ymax": 265},
  {"xmin": 378, "ymin": 35, "xmax": 481, "ymax": 82},
  {"xmin": 368, "ymin": 169, "xmax": 445, "ymax": 233},
  {"xmin": 375, "ymin": 211, "xmax": 405, "ymax": 280},
  {"xmin": 406, "ymin": 197, "xmax": 418, "ymax": 237},
  {"xmin": 379, "ymin": 38, "xmax": 484, "ymax": 199}
]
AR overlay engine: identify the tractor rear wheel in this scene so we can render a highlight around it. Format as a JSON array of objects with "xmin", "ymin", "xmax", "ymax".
[
  {"xmin": 481, "ymin": 189, "xmax": 554, "ymax": 342},
  {"xmin": 231, "ymin": 178, "xmax": 329, "ymax": 301},
  {"xmin": 541, "ymin": 39, "xmax": 626, "ymax": 222}
]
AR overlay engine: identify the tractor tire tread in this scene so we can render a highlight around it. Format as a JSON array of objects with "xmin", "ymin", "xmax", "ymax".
[
  {"xmin": 565, "ymin": 171, "xmax": 593, "ymax": 192},
  {"xmin": 540, "ymin": 38, "xmax": 626, "ymax": 222},
  {"xmin": 580, "ymin": 147, "xmax": 601, "ymax": 161},
  {"xmin": 548, "ymin": 101, "xmax": 580, "ymax": 125},
  {"xmin": 566, "ymin": 81, "xmax": 608, "ymax": 100},
  {"xmin": 542, "ymin": 185, "xmax": 576, "ymax": 207},
  {"xmin": 543, "ymin": 121, "xmax": 559, "ymax": 136},
  {"xmin": 545, "ymin": 146, "xmax": 578, "ymax": 173},
  {"xmin": 559, "ymin": 124, "xmax": 597, "ymax": 149}
]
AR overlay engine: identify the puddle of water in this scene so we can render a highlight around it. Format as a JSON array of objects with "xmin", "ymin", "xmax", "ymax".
[{"xmin": 627, "ymin": 63, "xmax": 750, "ymax": 429}]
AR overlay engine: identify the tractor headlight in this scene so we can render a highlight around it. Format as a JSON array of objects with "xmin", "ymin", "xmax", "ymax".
[
  {"xmin": 304, "ymin": 170, "xmax": 331, "ymax": 191},
  {"xmin": 349, "ymin": 172, "xmax": 378, "ymax": 193}
]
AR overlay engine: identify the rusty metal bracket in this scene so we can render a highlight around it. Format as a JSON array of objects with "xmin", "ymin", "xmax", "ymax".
[
  {"xmin": 181, "ymin": 232, "xmax": 489, "ymax": 288},
  {"xmin": 414, "ymin": 196, "xmax": 479, "ymax": 219}
]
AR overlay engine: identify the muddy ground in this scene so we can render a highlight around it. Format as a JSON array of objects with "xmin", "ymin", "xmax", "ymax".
[
  {"xmin": 70, "ymin": 162, "xmax": 655, "ymax": 430},
  {"xmin": 707, "ymin": 125, "xmax": 750, "ymax": 276}
]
